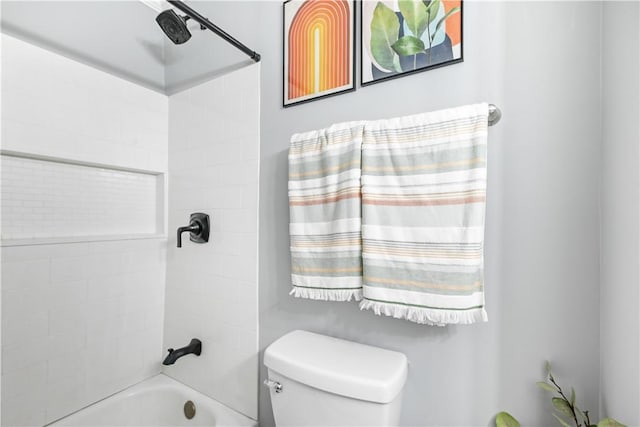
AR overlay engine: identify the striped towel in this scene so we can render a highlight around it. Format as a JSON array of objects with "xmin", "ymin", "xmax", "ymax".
[
  {"xmin": 288, "ymin": 122, "xmax": 365, "ymax": 301},
  {"xmin": 359, "ymin": 104, "xmax": 490, "ymax": 325}
]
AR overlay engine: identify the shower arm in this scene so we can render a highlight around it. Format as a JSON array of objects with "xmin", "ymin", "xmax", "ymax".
[{"xmin": 166, "ymin": 0, "xmax": 261, "ymax": 62}]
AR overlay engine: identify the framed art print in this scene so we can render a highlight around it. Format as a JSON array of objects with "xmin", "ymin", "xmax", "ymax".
[
  {"xmin": 361, "ymin": 0, "xmax": 463, "ymax": 86},
  {"xmin": 283, "ymin": 0, "xmax": 356, "ymax": 107}
]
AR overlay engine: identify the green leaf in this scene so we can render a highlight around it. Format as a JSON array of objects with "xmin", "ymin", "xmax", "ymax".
[
  {"xmin": 495, "ymin": 412, "xmax": 521, "ymax": 427},
  {"xmin": 433, "ymin": 6, "xmax": 460, "ymax": 37},
  {"xmin": 398, "ymin": 0, "xmax": 429, "ymax": 38},
  {"xmin": 597, "ymin": 418, "xmax": 626, "ymax": 427},
  {"xmin": 424, "ymin": 0, "xmax": 440, "ymax": 23},
  {"xmin": 552, "ymin": 397, "xmax": 573, "ymax": 416},
  {"xmin": 392, "ymin": 35, "xmax": 425, "ymax": 56},
  {"xmin": 545, "ymin": 361, "xmax": 552, "ymax": 375},
  {"xmin": 536, "ymin": 381, "xmax": 556, "ymax": 393},
  {"xmin": 370, "ymin": 2, "xmax": 402, "ymax": 72},
  {"xmin": 570, "ymin": 387, "xmax": 576, "ymax": 406},
  {"xmin": 553, "ymin": 413, "xmax": 572, "ymax": 427}
]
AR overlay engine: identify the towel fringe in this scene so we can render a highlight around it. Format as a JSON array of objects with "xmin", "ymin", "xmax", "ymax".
[
  {"xmin": 359, "ymin": 300, "xmax": 488, "ymax": 326},
  {"xmin": 290, "ymin": 287, "xmax": 363, "ymax": 302}
]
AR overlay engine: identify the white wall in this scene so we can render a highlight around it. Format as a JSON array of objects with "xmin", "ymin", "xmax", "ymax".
[
  {"xmin": 1, "ymin": 34, "xmax": 168, "ymax": 426},
  {"xmin": 163, "ymin": 63, "xmax": 260, "ymax": 419},
  {"xmin": 600, "ymin": 2, "xmax": 640, "ymax": 424}
]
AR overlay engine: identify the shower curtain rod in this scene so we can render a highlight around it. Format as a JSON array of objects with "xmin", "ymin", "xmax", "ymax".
[
  {"xmin": 166, "ymin": 0, "xmax": 261, "ymax": 62},
  {"xmin": 488, "ymin": 104, "xmax": 501, "ymax": 126}
]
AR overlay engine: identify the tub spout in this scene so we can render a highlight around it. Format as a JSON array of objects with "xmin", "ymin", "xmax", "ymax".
[{"xmin": 163, "ymin": 338, "xmax": 202, "ymax": 365}]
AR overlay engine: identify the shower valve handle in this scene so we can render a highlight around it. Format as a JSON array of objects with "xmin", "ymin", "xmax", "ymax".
[
  {"xmin": 177, "ymin": 213, "xmax": 210, "ymax": 248},
  {"xmin": 176, "ymin": 223, "xmax": 200, "ymax": 247}
]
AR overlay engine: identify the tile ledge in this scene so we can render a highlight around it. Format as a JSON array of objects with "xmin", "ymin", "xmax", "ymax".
[{"xmin": 1, "ymin": 234, "xmax": 167, "ymax": 247}]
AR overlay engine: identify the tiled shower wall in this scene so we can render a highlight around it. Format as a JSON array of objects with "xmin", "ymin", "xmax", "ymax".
[
  {"xmin": 163, "ymin": 64, "xmax": 260, "ymax": 419},
  {"xmin": 1, "ymin": 34, "xmax": 168, "ymax": 426},
  {"xmin": 1, "ymin": 240, "xmax": 165, "ymax": 425},
  {"xmin": 1, "ymin": 36, "xmax": 167, "ymax": 171}
]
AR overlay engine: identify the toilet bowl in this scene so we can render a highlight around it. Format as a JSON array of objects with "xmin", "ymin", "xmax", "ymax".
[{"xmin": 263, "ymin": 330, "xmax": 408, "ymax": 426}]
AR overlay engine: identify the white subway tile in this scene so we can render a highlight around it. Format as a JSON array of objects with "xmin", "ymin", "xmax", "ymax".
[
  {"xmin": 87, "ymin": 276, "xmax": 126, "ymax": 303},
  {"xmin": 2, "ymin": 308, "xmax": 48, "ymax": 347},
  {"xmin": 50, "ymin": 256, "xmax": 88, "ymax": 282},
  {"xmin": 2, "ymin": 392, "xmax": 47, "ymax": 427},
  {"xmin": 1, "ymin": 258, "xmax": 50, "ymax": 289},
  {"xmin": 86, "ymin": 311, "xmax": 124, "ymax": 348},
  {"xmin": 2, "ymin": 336, "xmax": 48, "ymax": 373},
  {"xmin": 1, "ymin": 155, "xmax": 160, "ymax": 240},
  {"xmin": 47, "ymin": 280, "xmax": 87, "ymax": 308},
  {"xmin": 45, "ymin": 376, "xmax": 89, "ymax": 423},
  {"xmin": 1, "ymin": 362, "xmax": 47, "ymax": 399},
  {"xmin": 47, "ymin": 349, "xmax": 87, "ymax": 385},
  {"xmin": 221, "ymin": 209, "xmax": 258, "ymax": 234}
]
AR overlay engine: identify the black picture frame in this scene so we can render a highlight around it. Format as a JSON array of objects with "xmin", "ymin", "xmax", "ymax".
[
  {"xmin": 360, "ymin": 0, "xmax": 464, "ymax": 87},
  {"xmin": 283, "ymin": 0, "xmax": 357, "ymax": 108}
]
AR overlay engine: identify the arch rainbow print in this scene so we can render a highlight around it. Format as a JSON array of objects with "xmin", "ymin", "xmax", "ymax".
[{"xmin": 284, "ymin": 0, "xmax": 355, "ymax": 106}]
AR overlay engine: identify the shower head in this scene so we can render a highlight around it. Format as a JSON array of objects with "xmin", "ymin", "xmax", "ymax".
[{"xmin": 156, "ymin": 9, "xmax": 191, "ymax": 45}]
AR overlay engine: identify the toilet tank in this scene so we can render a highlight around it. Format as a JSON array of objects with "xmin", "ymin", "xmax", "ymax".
[{"xmin": 264, "ymin": 330, "xmax": 408, "ymax": 426}]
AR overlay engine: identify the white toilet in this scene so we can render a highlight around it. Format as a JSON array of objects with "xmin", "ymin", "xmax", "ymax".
[{"xmin": 263, "ymin": 330, "xmax": 408, "ymax": 426}]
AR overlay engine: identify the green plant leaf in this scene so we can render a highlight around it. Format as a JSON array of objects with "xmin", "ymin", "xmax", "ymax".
[
  {"xmin": 495, "ymin": 412, "xmax": 521, "ymax": 427},
  {"xmin": 398, "ymin": 0, "xmax": 429, "ymax": 38},
  {"xmin": 536, "ymin": 381, "xmax": 556, "ymax": 393},
  {"xmin": 553, "ymin": 413, "xmax": 573, "ymax": 427},
  {"xmin": 392, "ymin": 35, "xmax": 425, "ymax": 56},
  {"xmin": 570, "ymin": 387, "xmax": 576, "ymax": 406},
  {"xmin": 597, "ymin": 418, "xmax": 626, "ymax": 427},
  {"xmin": 370, "ymin": 2, "xmax": 402, "ymax": 72},
  {"xmin": 433, "ymin": 6, "xmax": 460, "ymax": 37},
  {"xmin": 424, "ymin": 0, "xmax": 440, "ymax": 23},
  {"xmin": 545, "ymin": 361, "xmax": 552, "ymax": 375},
  {"xmin": 552, "ymin": 397, "xmax": 573, "ymax": 416}
]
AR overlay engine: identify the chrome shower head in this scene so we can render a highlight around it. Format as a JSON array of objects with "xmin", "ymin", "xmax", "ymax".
[{"xmin": 156, "ymin": 9, "xmax": 191, "ymax": 45}]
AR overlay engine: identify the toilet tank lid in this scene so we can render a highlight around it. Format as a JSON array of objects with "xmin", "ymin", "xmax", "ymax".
[{"xmin": 264, "ymin": 330, "xmax": 408, "ymax": 404}]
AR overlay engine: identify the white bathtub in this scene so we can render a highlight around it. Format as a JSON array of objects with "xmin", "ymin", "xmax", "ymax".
[{"xmin": 51, "ymin": 374, "xmax": 257, "ymax": 427}]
